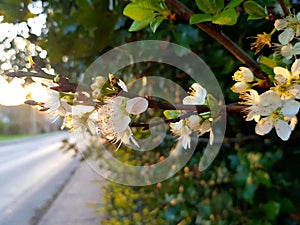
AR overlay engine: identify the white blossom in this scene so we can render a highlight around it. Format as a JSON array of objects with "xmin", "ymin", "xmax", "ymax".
[
  {"xmin": 241, "ymin": 90, "xmax": 281, "ymax": 121},
  {"xmin": 231, "ymin": 67, "xmax": 255, "ymax": 93},
  {"xmin": 255, "ymin": 99, "xmax": 300, "ymax": 140},
  {"xmin": 97, "ymin": 96, "xmax": 148, "ymax": 149},
  {"xmin": 280, "ymin": 43, "xmax": 300, "ymax": 61},
  {"xmin": 274, "ymin": 12, "xmax": 300, "ymax": 45},
  {"xmin": 272, "ymin": 59, "xmax": 300, "ymax": 99},
  {"xmin": 170, "ymin": 120, "xmax": 192, "ymax": 149},
  {"xmin": 91, "ymin": 76, "xmax": 106, "ymax": 99},
  {"xmin": 70, "ymin": 106, "xmax": 98, "ymax": 134},
  {"xmin": 183, "ymin": 83, "xmax": 207, "ymax": 105},
  {"xmin": 186, "ymin": 114, "xmax": 214, "ymax": 145},
  {"xmin": 43, "ymin": 90, "xmax": 72, "ymax": 123}
]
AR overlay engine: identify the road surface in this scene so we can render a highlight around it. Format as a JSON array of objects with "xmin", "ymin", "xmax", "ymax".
[{"xmin": 0, "ymin": 132, "xmax": 80, "ymax": 225}]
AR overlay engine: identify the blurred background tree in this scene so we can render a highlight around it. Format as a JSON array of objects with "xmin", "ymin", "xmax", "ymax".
[{"xmin": 1, "ymin": 0, "xmax": 300, "ymax": 224}]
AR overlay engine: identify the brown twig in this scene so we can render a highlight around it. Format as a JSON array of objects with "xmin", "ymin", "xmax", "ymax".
[
  {"xmin": 165, "ymin": 0, "xmax": 269, "ymax": 81},
  {"xmin": 7, "ymin": 71, "xmax": 54, "ymax": 80}
]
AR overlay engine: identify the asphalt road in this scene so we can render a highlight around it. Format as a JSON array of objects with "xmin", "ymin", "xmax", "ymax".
[{"xmin": 0, "ymin": 132, "xmax": 80, "ymax": 225}]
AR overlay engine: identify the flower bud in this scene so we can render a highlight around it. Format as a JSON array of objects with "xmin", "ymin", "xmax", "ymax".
[
  {"xmin": 231, "ymin": 82, "xmax": 249, "ymax": 93},
  {"xmin": 233, "ymin": 67, "xmax": 254, "ymax": 82}
]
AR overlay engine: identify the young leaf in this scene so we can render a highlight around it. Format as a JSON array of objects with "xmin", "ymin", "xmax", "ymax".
[
  {"xmin": 225, "ymin": 0, "xmax": 243, "ymax": 9},
  {"xmin": 123, "ymin": 3, "xmax": 155, "ymax": 21},
  {"xmin": 150, "ymin": 16, "xmax": 164, "ymax": 33},
  {"xmin": 212, "ymin": 8, "xmax": 237, "ymax": 26},
  {"xmin": 136, "ymin": 0, "xmax": 162, "ymax": 12},
  {"xmin": 129, "ymin": 19, "xmax": 151, "ymax": 32},
  {"xmin": 163, "ymin": 110, "xmax": 181, "ymax": 119},
  {"xmin": 190, "ymin": 14, "xmax": 212, "ymax": 24},
  {"xmin": 243, "ymin": 1, "xmax": 267, "ymax": 20}
]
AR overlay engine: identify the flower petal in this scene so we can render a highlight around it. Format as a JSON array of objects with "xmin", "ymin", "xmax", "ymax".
[
  {"xmin": 281, "ymin": 100, "xmax": 300, "ymax": 117},
  {"xmin": 126, "ymin": 97, "xmax": 148, "ymax": 115},
  {"xmin": 183, "ymin": 96, "xmax": 199, "ymax": 105},
  {"xmin": 291, "ymin": 58, "xmax": 300, "ymax": 78},
  {"xmin": 255, "ymin": 117, "xmax": 273, "ymax": 135},
  {"xmin": 278, "ymin": 28, "xmax": 294, "ymax": 45},
  {"xmin": 275, "ymin": 120, "xmax": 291, "ymax": 141},
  {"xmin": 274, "ymin": 67, "xmax": 290, "ymax": 83},
  {"xmin": 180, "ymin": 135, "xmax": 191, "ymax": 149},
  {"xmin": 183, "ymin": 83, "xmax": 207, "ymax": 105},
  {"xmin": 112, "ymin": 115, "xmax": 131, "ymax": 133},
  {"xmin": 274, "ymin": 18, "xmax": 287, "ymax": 30},
  {"xmin": 280, "ymin": 44, "xmax": 293, "ymax": 60},
  {"xmin": 191, "ymin": 83, "xmax": 207, "ymax": 96},
  {"xmin": 259, "ymin": 91, "xmax": 281, "ymax": 115},
  {"xmin": 117, "ymin": 79, "xmax": 128, "ymax": 91}
]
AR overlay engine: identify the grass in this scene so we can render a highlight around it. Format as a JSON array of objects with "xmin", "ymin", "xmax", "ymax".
[{"xmin": 0, "ymin": 134, "xmax": 34, "ymax": 142}]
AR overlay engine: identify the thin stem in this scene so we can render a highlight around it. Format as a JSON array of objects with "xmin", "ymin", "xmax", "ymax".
[
  {"xmin": 130, "ymin": 104, "xmax": 246, "ymax": 130},
  {"xmin": 130, "ymin": 111, "xmax": 197, "ymax": 130},
  {"xmin": 165, "ymin": 0, "xmax": 269, "ymax": 81}
]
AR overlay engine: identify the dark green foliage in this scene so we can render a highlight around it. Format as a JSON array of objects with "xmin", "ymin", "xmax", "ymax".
[{"xmin": 2, "ymin": 0, "xmax": 300, "ymax": 224}]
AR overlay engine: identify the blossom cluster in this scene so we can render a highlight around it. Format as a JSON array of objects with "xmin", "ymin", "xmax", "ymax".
[
  {"xmin": 169, "ymin": 83, "xmax": 213, "ymax": 149},
  {"xmin": 231, "ymin": 11, "xmax": 300, "ymax": 141},
  {"xmin": 30, "ymin": 73, "xmax": 213, "ymax": 150},
  {"xmin": 273, "ymin": 12, "xmax": 300, "ymax": 62},
  {"xmin": 232, "ymin": 60, "xmax": 300, "ymax": 141}
]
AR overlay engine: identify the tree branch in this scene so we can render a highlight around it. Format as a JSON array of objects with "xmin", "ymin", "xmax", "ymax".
[
  {"xmin": 7, "ymin": 71, "xmax": 55, "ymax": 80},
  {"xmin": 165, "ymin": 0, "xmax": 269, "ymax": 81},
  {"xmin": 130, "ymin": 111, "xmax": 197, "ymax": 130},
  {"xmin": 278, "ymin": 0, "xmax": 289, "ymax": 17}
]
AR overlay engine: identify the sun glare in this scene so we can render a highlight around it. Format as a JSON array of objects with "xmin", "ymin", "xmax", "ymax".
[
  {"xmin": 0, "ymin": 76, "xmax": 26, "ymax": 106},
  {"xmin": 26, "ymin": 82, "xmax": 51, "ymax": 103}
]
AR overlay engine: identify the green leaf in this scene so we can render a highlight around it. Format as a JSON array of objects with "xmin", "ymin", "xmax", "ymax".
[
  {"xmin": 127, "ymin": 11, "xmax": 156, "ymax": 32},
  {"xmin": 225, "ymin": 0, "xmax": 244, "ymax": 9},
  {"xmin": 214, "ymin": 0, "xmax": 225, "ymax": 14},
  {"xmin": 254, "ymin": 170, "xmax": 272, "ymax": 187},
  {"xmin": 195, "ymin": 0, "xmax": 224, "ymax": 15},
  {"xmin": 150, "ymin": 16, "xmax": 164, "ymax": 33},
  {"xmin": 212, "ymin": 8, "xmax": 237, "ymax": 25},
  {"xmin": 123, "ymin": 3, "xmax": 155, "ymax": 21},
  {"xmin": 243, "ymin": 1, "xmax": 267, "ymax": 20},
  {"xmin": 128, "ymin": 20, "xmax": 150, "ymax": 32},
  {"xmin": 258, "ymin": 56, "xmax": 278, "ymax": 69},
  {"xmin": 189, "ymin": 14, "xmax": 212, "ymax": 24},
  {"xmin": 136, "ymin": 0, "xmax": 162, "ymax": 12},
  {"xmin": 263, "ymin": 201, "xmax": 281, "ymax": 220},
  {"xmin": 163, "ymin": 110, "xmax": 181, "ymax": 119}
]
